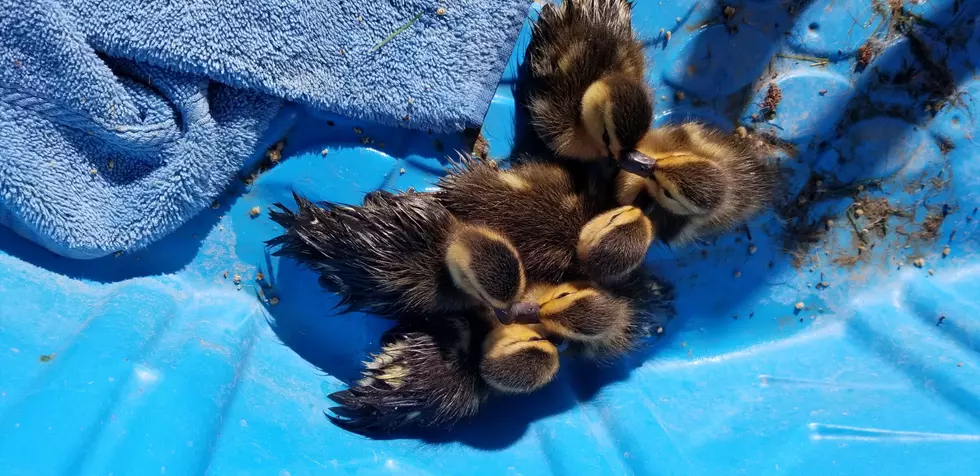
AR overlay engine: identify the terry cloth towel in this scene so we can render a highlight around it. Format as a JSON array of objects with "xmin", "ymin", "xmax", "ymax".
[{"xmin": 0, "ymin": 0, "xmax": 532, "ymax": 259}]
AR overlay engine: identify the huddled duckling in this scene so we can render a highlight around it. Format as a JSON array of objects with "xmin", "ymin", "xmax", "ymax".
[
  {"xmin": 616, "ymin": 123, "xmax": 780, "ymax": 244},
  {"xmin": 522, "ymin": 271, "xmax": 672, "ymax": 359},
  {"xmin": 327, "ymin": 313, "xmax": 560, "ymax": 434},
  {"xmin": 327, "ymin": 273, "xmax": 674, "ymax": 434},
  {"xmin": 436, "ymin": 154, "xmax": 654, "ymax": 284},
  {"xmin": 525, "ymin": 0, "xmax": 653, "ymax": 163},
  {"xmin": 268, "ymin": 191, "xmax": 531, "ymax": 322}
]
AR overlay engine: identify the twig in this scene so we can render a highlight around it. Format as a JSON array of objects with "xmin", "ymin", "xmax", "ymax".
[
  {"xmin": 371, "ymin": 11, "xmax": 425, "ymax": 52},
  {"xmin": 847, "ymin": 209, "xmax": 869, "ymax": 244},
  {"xmin": 777, "ymin": 53, "xmax": 829, "ymax": 66}
]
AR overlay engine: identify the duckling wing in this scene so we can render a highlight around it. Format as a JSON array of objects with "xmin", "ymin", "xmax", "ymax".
[
  {"xmin": 326, "ymin": 321, "xmax": 487, "ymax": 435},
  {"xmin": 267, "ymin": 191, "xmax": 451, "ymax": 317}
]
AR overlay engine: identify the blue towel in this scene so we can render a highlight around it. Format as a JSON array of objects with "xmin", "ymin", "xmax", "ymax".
[{"xmin": 0, "ymin": 0, "xmax": 531, "ymax": 259}]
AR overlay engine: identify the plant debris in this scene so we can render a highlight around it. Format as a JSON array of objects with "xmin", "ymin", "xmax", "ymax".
[
  {"xmin": 761, "ymin": 83, "xmax": 782, "ymax": 115},
  {"xmin": 371, "ymin": 11, "xmax": 424, "ymax": 52},
  {"xmin": 39, "ymin": 353, "xmax": 55, "ymax": 363},
  {"xmin": 857, "ymin": 43, "xmax": 875, "ymax": 66}
]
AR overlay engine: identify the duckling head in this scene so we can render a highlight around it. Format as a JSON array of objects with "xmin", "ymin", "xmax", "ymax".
[
  {"xmin": 577, "ymin": 206, "xmax": 654, "ymax": 282},
  {"xmin": 581, "ymin": 73, "xmax": 653, "ymax": 160},
  {"xmin": 617, "ymin": 152, "xmax": 729, "ymax": 217},
  {"xmin": 647, "ymin": 153, "xmax": 729, "ymax": 217},
  {"xmin": 446, "ymin": 225, "xmax": 527, "ymax": 319},
  {"xmin": 481, "ymin": 324, "xmax": 560, "ymax": 394},
  {"xmin": 530, "ymin": 282, "xmax": 632, "ymax": 348}
]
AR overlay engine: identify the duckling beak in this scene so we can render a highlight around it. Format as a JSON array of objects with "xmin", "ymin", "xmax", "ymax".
[
  {"xmin": 547, "ymin": 334, "xmax": 569, "ymax": 352},
  {"xmin": 618, "ymin": 150, "xmax": 656, "ymax": 178},
  {"xmin": 494, "ymin": 302, "xmax": 540, "ymax": 325}
]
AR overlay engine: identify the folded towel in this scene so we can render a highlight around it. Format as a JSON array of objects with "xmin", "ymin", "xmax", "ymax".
[{"xmin": 0, "ymin": 0, "xmax": 532, "ymax": 259}]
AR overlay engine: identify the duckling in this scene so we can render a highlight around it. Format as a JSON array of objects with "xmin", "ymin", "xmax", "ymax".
[
  {"xmin": 615, "ymin": 123, "xmax": 780, "ymax": 244},
  {"xmin": 267, "ymin": 191, "xmax": 528, "ymax": 321},
  {"xmin": 437, "ymin": 154, "xmax": 653, "ymax": 284},
  {"xmin": 525, "ymin": 0, "xmax": 653, "ymax": 162},
  {"xmin": 520, "ymin": 273, "xmax": 672, "ymax": 359},
  {"xmin": 327, "ymin": 313, "xmax": 560, "ymax": 434}
]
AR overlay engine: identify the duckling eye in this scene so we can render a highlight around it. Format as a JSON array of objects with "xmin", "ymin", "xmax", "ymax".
[
  {"xmin": 601, "ymin": 129, "xmax": 611, "ymax": 148},
  {"xmin": 555, "ymin": 292, "xmax": 572, "ymax": 299},
  {"xmin": 662, "ymin": 188, "xmax": 674, "ymax": 200}
]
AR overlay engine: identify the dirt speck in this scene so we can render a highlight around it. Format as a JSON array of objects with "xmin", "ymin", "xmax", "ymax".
[
  {"xmin": 857, "ymin": 43, "xmax": 875, "ymax": 66},
  {"xmin": 734, "ymin": 270, "xmax": 742, "ymax": 278},
  {"xmin": 794, "ymin": 302, "xmax": 805, "ymax": 311},
  {"xmin": 256, "ymin": 272, "xmax": 265, "ymax": 281},
  {"xmin": 269, "ymin": 296, "xmax": 280, "ymax": 306},
  {"xmin": 665, "ymin": 30, "xmax": 672, "ymax": 41},
  {"xmin": 233, "ymin": 274, "xmax": 242, "ymax": 284},
  {"xmin": 748, "ymin": 244, "xmax": 757, "ymax": 255},
  {"xmin": 928, "ymin": 269, "xmax": 935, "ymax": 275},
  {"xmin": 222, "ymin": 271, "xmax": 229, "ymax": 279},
  {"xmin": 436, "ymin": 7, "xmax": 447, "ymax": 15},
  {"xmin": 834, "ymin": 255, "xmax": 860, "ymax": 267},
  {"xmin": 735, "ymin": 126, "xmax": 748, "ymax": 138},
  {"xmin": 937, "ymin": 315, "xmax": 946, "ymax": 326},
  {"xmin": 723, "ymin": 5, "xmax": 736, "ymax": 18},
  {"xmin": 321, "ymin": 149, "xmax": 329, "ymax": 156},
  {"xmin": 353, "ymin": 127, "xmax": 363, "ymax": 135},
  {"xmin": 943, "ymin": 245, "xmax": 950, "ymax": 258},
  {"xmin": 471, "ymin": 131, "xmax": 491, "ymax": 160},
  {"xmin": 399, "ymin": 168, "xmax": 406, "ymax": 175},
  {"xmin": 249, "ymin": 206, "xmax": 261, "ymax": 218},
  {"xmin": 918, "ymin": 214, "xmax": 944, "ymax": 240},
  {"xmin": 675, "ymin": 90, "xmax": 685, "ymax": 101},
  {"xmin": 762, "ymin": 83, "xmax": 782, "ymax": 114},
  {"xmin": 913, "ymin": 257, "xmax": 925, "ymax": 268},
  {"xmin": 39, "ymin": 353, "xmax": 55, "ymax": 363}
]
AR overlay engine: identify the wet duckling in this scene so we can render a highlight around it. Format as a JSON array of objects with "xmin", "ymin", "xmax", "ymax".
[
  {"xmin": 616, "ymin": 123, "xmax": 780, "ymax": 244},
  {"xmin": 525, "ymin": 0, "xmax": 653, "ymax": 162},
  {"xmin": 327, "ymin": 313, "xmax": 559, "ymax": 434},
  {"xmin": 520, "ymin": 275, "xmax": 671, "ymax": 359},
  {"xmin": 437, "ymin": 155, "xmax": 653, "ymax": 284},
  {"xmin": 268, "ymin": 192, "xmax": 528, "ymax": 321}
]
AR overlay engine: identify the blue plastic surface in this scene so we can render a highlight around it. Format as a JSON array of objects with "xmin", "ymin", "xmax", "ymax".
[{"xmin": 3, "ymin": 1, "xmax": 980, "ymax": 474}]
